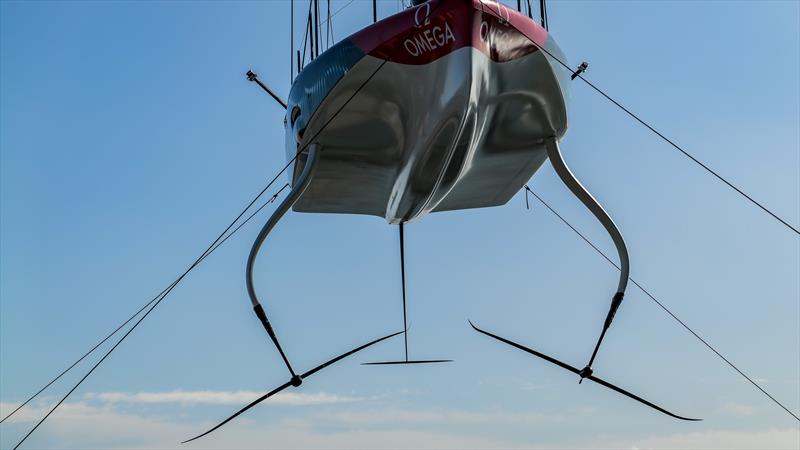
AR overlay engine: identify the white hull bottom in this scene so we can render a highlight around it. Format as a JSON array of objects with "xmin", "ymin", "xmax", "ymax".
[{"xmin": 293, "ymin": 46, "xmax": 567, "ymax": 223}]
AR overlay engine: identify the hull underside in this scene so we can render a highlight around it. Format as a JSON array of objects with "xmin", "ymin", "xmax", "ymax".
[{"xmin": 286, "ymin": 0, "xmax": 569, "ymax": 223}]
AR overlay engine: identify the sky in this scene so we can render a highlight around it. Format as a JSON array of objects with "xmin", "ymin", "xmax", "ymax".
[{"xmin": 1, "ymin": 0, "xmax": 799, "ymax": 448}]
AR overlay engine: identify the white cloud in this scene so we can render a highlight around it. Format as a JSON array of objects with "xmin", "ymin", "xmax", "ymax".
[
  {"xmin": 0, "ymin": 401, "xmax": 529, "ymax": 449},
  {"xmin": 3, "ymin": 398, "xmax": 798, "ymax": 450},
  {"xmin": 0, "ymin": 401, "xmax": 198, "ymax": 449},
  {"xmin": 82, "ymin": 390, "xmax": 360, "ymax": 406}
]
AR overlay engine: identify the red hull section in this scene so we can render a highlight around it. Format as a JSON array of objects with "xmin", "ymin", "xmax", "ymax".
[{"xmin": 350, "ymin": 0, "xmax": 549, "ymax": 65}]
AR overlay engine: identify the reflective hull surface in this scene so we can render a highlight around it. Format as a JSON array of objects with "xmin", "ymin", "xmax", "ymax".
[{"xmin": 285, "ymin": 0, "xmax": 570, "ymax": 223}]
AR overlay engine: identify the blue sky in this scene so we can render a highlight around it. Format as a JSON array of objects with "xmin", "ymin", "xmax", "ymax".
[{"xmin": 1, "ymin": 0, "xmax": 798, "ymax": 448}]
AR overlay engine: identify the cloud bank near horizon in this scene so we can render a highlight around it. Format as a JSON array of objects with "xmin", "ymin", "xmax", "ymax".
[
  {"xmin": 81, "ymin": 389, "xmax": 361, "ymax": 406},
  {"xmin": 1, "ymin": 393, "xmax": 798, "ymax": 449}
]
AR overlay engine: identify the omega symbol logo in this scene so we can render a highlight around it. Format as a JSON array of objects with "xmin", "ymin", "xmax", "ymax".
[{"xmin": 414, "ymin": 2, "xmax": 431, "ymax": 27}]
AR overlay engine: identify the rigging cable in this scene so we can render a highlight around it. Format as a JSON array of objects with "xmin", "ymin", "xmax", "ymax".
[
  {"xmin": 290, "ymin": 0, "xmax": 294, "ymax": 81},
  {"xmin": 0, "ymin": 180, "xmax": 290, "ymax": 427},
  {"xmin": 320, "ymin": 0, "xmax": 355, "ymax": 29},
  {"xmin": 326, "ymin": 0, "xmax": 331, "ymax": 49},
  {"xmin": 298, "ymin": 0, "xmax": 312, "ymax": 65},
  {"xmin": 314, "ymin": 0, "xmax": 320, "ymax": 57},
  {"xmin": 329, "ymin": 11, "xmax": 335, "ymax": 47},
  {"xmin": 539, "ymin": 0, "xmax": 548, "ymax": 30},
  {"xmin": 521, "ymin": 38, "xmax": 798, "ymax": 235},
  {"xmin": 306, "ymin": 0, "xmax": 314, "ymax": 60},
  {"xmin": 523, "ymin": 185, "xmax": 800, "ymax": 422},
  {"xmin": 9, "ymin": 128, "xmax": 271, "ymax": 446},
  {"xmin": 10, "ymin": 172, "xmax": 294, "ymax": 450},
  {"xmin": 0, "ymin": 182, "xmax": 288, "ymax": 425}
]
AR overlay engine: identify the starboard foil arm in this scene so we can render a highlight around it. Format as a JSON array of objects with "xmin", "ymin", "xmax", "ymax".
[
  {"xmin": 544, "ymin": 137, "xmax": 630, "ymax": 295},
  {"xmin": 545, "ymin": 136, "xmax": 630, "ymax": 379},
  {"xmin": 246, "ymin": 143, "xmax": 320, "ymax": 380}
]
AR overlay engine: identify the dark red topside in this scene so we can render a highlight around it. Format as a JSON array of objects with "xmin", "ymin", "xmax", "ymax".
[{"xmin": 350, "ymin": 0, "xmax": 549, "ymax": 65}]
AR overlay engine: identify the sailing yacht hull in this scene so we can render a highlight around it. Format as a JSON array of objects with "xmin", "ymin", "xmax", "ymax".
[{"xmin": 285, "ymin": 0, "xmax": 570, "ymax": 223}]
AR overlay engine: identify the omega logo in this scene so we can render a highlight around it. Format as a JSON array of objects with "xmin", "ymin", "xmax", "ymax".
[
  {"xmin": 414, "ymin": 2, "xmax": 431, "ymax": 27},
  {"xmin": 480, "ymin": 21, "xmax": 489, "ymax": 41},
  {"xmin": 403, "ymin": 21, "xmax": 456, "ymax": 57}
]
